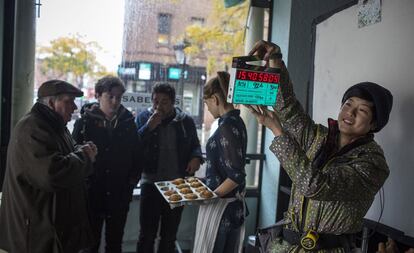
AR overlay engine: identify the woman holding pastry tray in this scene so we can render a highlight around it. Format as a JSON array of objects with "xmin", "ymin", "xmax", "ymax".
[{"xmin": 193, "ymin": 72, "xmax": 248, "ymax": 253}]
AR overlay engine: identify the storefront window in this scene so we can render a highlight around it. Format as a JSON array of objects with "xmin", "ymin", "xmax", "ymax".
[{"xmin": 35, "ymin": 0, "xmax": 266, "ymax": 189}]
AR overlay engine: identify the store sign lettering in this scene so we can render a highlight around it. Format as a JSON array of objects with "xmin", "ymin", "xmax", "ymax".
[{"xmin": 122, "ymin": 92, "xmax": 181, "ymax": 111}]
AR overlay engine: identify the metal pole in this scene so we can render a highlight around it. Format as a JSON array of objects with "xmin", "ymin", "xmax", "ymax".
[
  {"xmin": 180, "ymin": 55, "xmax": 186, "ymax": 109},
  {"xmin": 240, "ymin": 5, "xmax": 264, "ymax": 187},
  {"xmin": 11, "ymin": 0, "xmax": 36, "ymax": 129}
]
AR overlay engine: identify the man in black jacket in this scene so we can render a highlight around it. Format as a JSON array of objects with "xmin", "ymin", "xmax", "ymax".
[
  {"xmin": 0, "ymin": 80, "xmax": 97, "ymax": 253},
  {"xmin": 135, "ymin": 83, "xmax": 202, "ymax": 253},
  {"xmin": 73, "ymin": 76, "xmax": 142, "ymax": 253}
]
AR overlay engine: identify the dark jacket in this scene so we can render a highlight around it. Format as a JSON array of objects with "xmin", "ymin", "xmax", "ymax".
[
  {"xmin": 72, "ymin": 104, "xmax": 141, "ymax": 215},
  {"xmin": 0, "ymin": 102, "xmax": 93, "ymax": 253},
  {"xmin": 135, "ymin": 107, "xmax": 202, "ymax": 177}
]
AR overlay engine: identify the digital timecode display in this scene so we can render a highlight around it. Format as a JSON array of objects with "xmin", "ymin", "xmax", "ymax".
[
  {"xmin": 236, "ymin": 69, "xmax": 280, "ymax": 83},
  {"xmin": 232, "ymin": 69, "xmax": 280, "ymax": 106}
]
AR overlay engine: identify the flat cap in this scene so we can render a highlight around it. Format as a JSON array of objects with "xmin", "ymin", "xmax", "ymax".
[{"xmin": 38, "ymin": 80, "xmax": 83, "ymax": 98}]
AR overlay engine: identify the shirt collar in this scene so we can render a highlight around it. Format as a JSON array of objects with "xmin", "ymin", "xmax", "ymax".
[{"xmin": 219, "ymin": 109, "xmax": 240, "ymax": 125}]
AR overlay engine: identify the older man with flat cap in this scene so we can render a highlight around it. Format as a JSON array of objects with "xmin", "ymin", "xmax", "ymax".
[{"xmin": 0, "ymin": 80, "xmax": 98, "ymax": 253}]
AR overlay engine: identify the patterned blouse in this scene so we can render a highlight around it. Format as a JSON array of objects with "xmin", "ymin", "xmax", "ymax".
[
  {"xmin": 205, "ymin": 109, "xmax": 247, "ymax": 229},
  {"xmin": 268, "ymin": 68, "xmax": 389, "ymax": 253}
]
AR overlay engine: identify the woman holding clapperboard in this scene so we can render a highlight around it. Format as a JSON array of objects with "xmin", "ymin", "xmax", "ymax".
[
  {"xmin": 248, "ymin": 40, "xmax": 393, "ymax": 253},
  {"xmin": 193, "ymin": 71, "xmax": 248, "ymax": 253}
]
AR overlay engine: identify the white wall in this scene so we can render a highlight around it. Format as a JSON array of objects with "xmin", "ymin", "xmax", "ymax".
[{"xmin": 313, "ymin": 0, "xmax": 414, "ymax": 237}]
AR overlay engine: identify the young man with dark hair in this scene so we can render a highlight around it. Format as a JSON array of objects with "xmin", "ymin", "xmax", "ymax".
[
  {"xmin": 95, "ymin": 75, "xmax": 126, "ymax": 97},
  {"xmin": 73, "ymin": 76, "xmax": 141, "ymax": 253},
  {"xmin": 135, "ymin": 83, "xmax": 203, "ymax": 253}
]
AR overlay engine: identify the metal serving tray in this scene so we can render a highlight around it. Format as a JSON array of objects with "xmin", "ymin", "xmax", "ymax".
[{"xmin": 155, "ymin": 177, "xmax": 219, "ymax": 209}]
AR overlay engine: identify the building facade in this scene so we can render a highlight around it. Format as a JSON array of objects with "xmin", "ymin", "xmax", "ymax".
[{"xmin": 120, "ymin": 0, "xmax": 213, "ymax": 127}]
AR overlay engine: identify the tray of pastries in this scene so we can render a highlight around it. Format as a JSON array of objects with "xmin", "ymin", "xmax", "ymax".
[{"xmin": 155, "ymin": 177, "xmax": 218, "ymax": 208}]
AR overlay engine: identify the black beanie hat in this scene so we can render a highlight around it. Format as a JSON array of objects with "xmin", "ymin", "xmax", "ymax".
[{"xmin": 342, "ymin": 82, "xmax": 393, "ymax": 133}]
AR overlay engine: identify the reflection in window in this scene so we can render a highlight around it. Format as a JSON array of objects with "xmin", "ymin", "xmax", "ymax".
[
  {"xmin": 190, "ymin": 17, "xmax": 205, "ymax": 26},
  {"xmin": 158, "ymin": 13, "xmax": 171, "ymax": 45},
  {"xmin": 138, "ymin": 63, "xmax": 151, "ymax": 80},
  {"xmin": 157, "ymin": 34, "xmax": 169, "ymax": 45},
  {"xmin": 168, "ymin": 67, "xmax": 181, "ymax": 80}
]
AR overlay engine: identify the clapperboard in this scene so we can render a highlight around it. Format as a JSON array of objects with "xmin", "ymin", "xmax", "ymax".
[{"xmin": 227, "ymin": 55, "xmax": 281, "ymax": 106}]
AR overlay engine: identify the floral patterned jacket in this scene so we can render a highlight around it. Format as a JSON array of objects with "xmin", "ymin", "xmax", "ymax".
[
  {"xmin": 268, "ymin": 65, "xmax": 389, "ymax": 253},
  {"xmin": 205, "ymin": 109, "xmax": 247, "ymax": 229}
]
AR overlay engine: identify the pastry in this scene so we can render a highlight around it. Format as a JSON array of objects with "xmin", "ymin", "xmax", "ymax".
[
  {"xmin": 179, "ymin": 188, "xmax": 193, "ymax": 194},
  {"xmin": 168, "ymin": 194, "xmax": 182, "ymax": 202},
  {"xmin": 184, "ymin": 193, "xmax": 198, "ymax": 200},
  {"xmin": 190, "ymin": 181, "xmax": 202, "ymax": 188},
  {"xmin": 186, "ymin": 177, "xmax": 198, "ymax": 183},
  {"xmin": 195, "ymin": 187, "xmax": 207, "ymax": 193},
  {"xmin": 200, "ymin": 190, "xmax": 214, "ymax": 199},
  {"xmin": 176, "ymin": 184, "xmax": 190, "ymax": 189},
  {"xmin": 172, "ymin": 178, "xmax": 185, "ymax": 185},
  {"xmin": 164, "ymin": 190, "xmax": 177, "ymax": 196}
]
